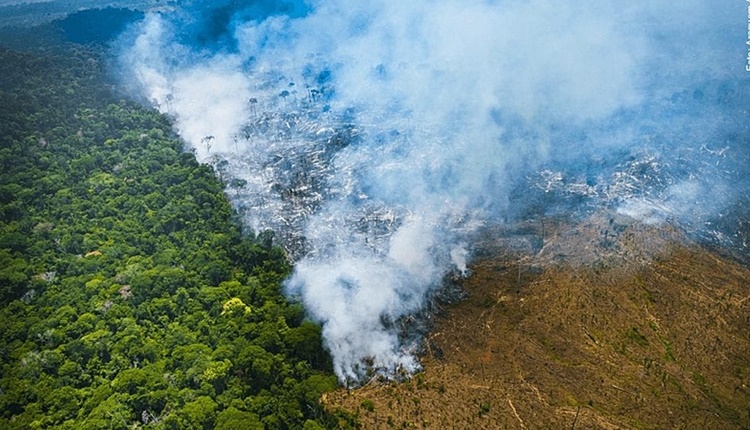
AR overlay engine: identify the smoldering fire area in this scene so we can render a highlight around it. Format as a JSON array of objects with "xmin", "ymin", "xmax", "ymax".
[{"xmin": 117, "ymin": 0, "xmax": 750, "ymax": 383}]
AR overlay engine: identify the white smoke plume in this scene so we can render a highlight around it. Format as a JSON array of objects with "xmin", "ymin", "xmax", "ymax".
[{"xmin": 119, "ymin": 0, "xmax": 748, "ymax": 382}]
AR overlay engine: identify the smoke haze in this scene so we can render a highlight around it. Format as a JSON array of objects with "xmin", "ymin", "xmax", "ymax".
[{"xmin": 119, "ymin": 0, "xmax": 750, "ymax": 382}]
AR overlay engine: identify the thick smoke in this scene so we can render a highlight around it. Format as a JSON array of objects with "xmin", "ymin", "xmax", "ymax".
[{"xmin": 119, "ymin": 0, "xmax": 749, "ymax": 382}]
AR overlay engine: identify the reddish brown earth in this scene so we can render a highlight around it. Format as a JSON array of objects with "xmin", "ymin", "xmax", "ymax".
[{"xmin": 323, "ymin": 214, "xmax": 750, "ymax": 429}]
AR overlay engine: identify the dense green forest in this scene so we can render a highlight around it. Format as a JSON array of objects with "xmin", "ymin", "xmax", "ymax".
[{"xmin": 0, "ymin": 41, "xmax": 352, "ymax": 429}]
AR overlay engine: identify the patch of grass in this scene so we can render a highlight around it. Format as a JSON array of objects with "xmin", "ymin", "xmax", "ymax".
[
  {"xmin": 415, "ymin": 372, "xmax": 426, "ymax": 389},
  {"xmin": 627, "ymin": 327, "xmax": 649, "ymax": 347},
  {"xmin": 692, "ymin": 372, "xmax": 706, "ymax": 387},
  {"xmin": 360, "ymin": 399, "xmax": 375, "ymax": 412},
  {"xmin": 643, "ymin": 357, "xmax": 653, "ymax": 371},
  {"xmin": 734, "ymin": 365, "xmax": 746, "ymax": 379},
  {"xmin": 538, "ymin": 335, "xmax": 562, "ymax": 361},
  {"xmin": 662, "ymin": 340, "xmax": 676, "ymax": 362},
  {"xmin": 642, "ymin": 289, "xmax": 655, "ymax": 303}
]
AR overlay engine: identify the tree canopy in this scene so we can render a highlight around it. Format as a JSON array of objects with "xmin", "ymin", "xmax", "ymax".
[{"xmin": 0, "ymin": 41, "xmax": 353, "ymax": 429}]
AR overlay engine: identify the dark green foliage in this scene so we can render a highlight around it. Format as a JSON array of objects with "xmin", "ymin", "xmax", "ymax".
[
  {"xmin": 0, "ymin": 45, "xmax": 346, "ymax": 429},
  {"xmin": 58, "ymin": 8, "xmax": 145, "ymax": 45}
]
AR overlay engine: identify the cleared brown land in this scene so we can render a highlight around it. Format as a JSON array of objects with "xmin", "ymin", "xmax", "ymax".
[{"xmin": 323, "ymin": 214, "xmax": 750, "ymax": 429}]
